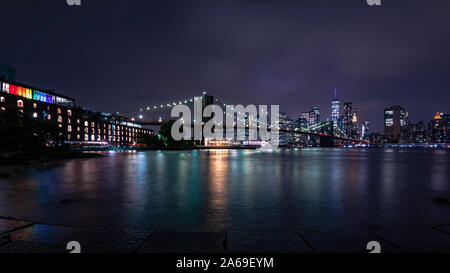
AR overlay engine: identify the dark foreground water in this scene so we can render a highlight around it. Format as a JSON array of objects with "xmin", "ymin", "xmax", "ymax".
[{"xmin": 1, "ymin": 149, "xmax": 450, "ymax": 232}]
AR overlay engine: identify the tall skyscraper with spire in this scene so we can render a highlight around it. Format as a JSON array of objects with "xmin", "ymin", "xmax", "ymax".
[{"xmin": 331, "ymin": 88, "xmax": 340, "ymax": 129}]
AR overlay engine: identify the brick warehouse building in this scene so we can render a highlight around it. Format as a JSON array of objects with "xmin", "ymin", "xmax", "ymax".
[{"xmin": 0, "ymin": 79, "xmax": 153, "ymax": 147}]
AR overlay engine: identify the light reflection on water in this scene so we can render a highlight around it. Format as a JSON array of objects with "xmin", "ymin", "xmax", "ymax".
[{"xmin": 0, "ymin": 149, "xmax": 449, "ymax": 232}]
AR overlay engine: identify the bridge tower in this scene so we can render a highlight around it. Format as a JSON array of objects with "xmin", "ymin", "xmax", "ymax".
[{"xmin": 319, "ymin": 121, "xmax": 335, "ymax": 147}]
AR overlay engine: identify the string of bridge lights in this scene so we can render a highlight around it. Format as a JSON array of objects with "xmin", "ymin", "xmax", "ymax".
[
  {"xmin": 122, "ymin": 96, "xmax": 278, "ymax": 128},
  {"xmin": 118, "ymin": 95, "xmax": 339, "ymax": 134}
]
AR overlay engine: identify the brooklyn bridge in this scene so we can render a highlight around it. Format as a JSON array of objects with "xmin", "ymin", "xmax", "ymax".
[{"xmin": 119, "ymin": 93, "xmax": 368, "ymax": 147}]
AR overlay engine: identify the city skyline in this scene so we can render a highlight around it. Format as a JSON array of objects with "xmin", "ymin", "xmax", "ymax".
[{"xmin": 1, "ymin": 0, "xmax": 449, "ymax": 132}]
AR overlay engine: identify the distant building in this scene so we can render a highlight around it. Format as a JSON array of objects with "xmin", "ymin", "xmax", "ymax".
[
  {"xmin": 308, "ymin": 106, "xmax": 320, "ymax": 126},
  {"xmin": 384, "ymin": 105, "xmax": 407, "ymax": 142},
  {"xmin": 331, "ymin": 88, "xmax": 340, "ymax": 129},
  {"xmin": 361, "ymin": 121, "xmax": 370, "ymax": 141},
  {"xmin": 427, "ymin": 112, "xmax": 449, "ymax": 143},
  {"xmin": 0, "ymin": 63, "xmax": 16, "ymax": 81},
  {"xmin": 343, "ymin": 102, "xmax": 353, "ymax": 136},
  {"xmin": 403, "ymin": 121, "xmax": 427, "ymax": 143},
  {"xmin": 343, "ymin": 102, "xmax": 358, "ymax": 139},
  {"xmin": 295, "ymin": 117, "xmax": 308, "ymax": 130},
  {"xmin": 301, "ymin": 111, "xmax": 310, "ymax": 127},
  {"xmin": 370, "ymin": 132, "xmax": 384, "ymax": 144},
  {"xmin": 279, "ymin": 112, "xmax": 292, "ymax": 146},
  {"xmin": 351, "ymin": 107, "xmax": 359, "ymax": 139}
]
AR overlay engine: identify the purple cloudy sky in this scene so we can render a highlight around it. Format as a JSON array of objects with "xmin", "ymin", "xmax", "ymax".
[{"xmin": 1, "ymin": 0, "xmax": 449, "ymax": 131}]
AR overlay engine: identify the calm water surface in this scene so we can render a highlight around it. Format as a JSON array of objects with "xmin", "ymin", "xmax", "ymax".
[{"xmin": 1, "ymin": 149, "xmax": 449, "ymax": 232}]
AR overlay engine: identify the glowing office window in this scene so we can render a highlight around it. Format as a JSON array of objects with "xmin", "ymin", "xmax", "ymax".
[
  {"xmin": 0, "ymin": 97, "xmax": 4, "ymax": 103},
  {"xmin": 67, "ymin": 134, "xmax": 71, "ymax": 140},
  {"xmin": 57, "ymin": 116, "xmax": 62, "ymax": 123},
  {"xmin": 91, "ymin": 135, "xmax": 95, "ymax": 141},
  {"xmin": 57, "ymin": 108, "xmax": 61, "ymax": 114},
  {"xmin": 9, "ymin": 84, "xmax": 16, "ymax": 95},
  {"xmin": 17, "ymin": 100, "xmax": 24, "ymax": 108},
  {"xmin": 33, "ymin": 112, "xmax": 38, "ymax": 118},
  {"xmin": 84, "ymin": 121, "xmax": 88, "ymax": 126},
  {"xmin": 67, "ymin": 110, "xmax": 72, "ymax": 116},
  {"xmin": 77, "ymin": 134, "xmax": 80, "ymax": 140},
  {"xmin": 91, "ymin": 122, "xmax": 95, "ymax": 127},
  {"xmin": 84, "ymin": 134, "xmax": 89, "ymax": 141},
  {"xmin": 33, "ymin": 103, "xmax": 37, "ymax": 109},
  {"xmin": 1, "ymin": 107, "xmax": 5, "ymax": 111},
  {"xmin": 68, "ymin": 125, "xmax": 72, "ymax": 132},
  {"xmin": 3, "ymin": 83, "xmax": 9, "ymax": 93},
  {"xmin": 47, "ymin": 115, "xmax": 51, "ymax": 120}
]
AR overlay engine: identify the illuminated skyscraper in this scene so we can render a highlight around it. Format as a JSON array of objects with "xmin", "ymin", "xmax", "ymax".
[
  {"xmin": 361, "ymin": 121, "xmax": 370, "ymax": 141},
  {"xmin": 352, "ymin": 106, "xmax": 358, "ymax": 139},
  {"xmin": 301, "ymin": 112, "xmax": 310, "ymax": 126},
  {"xmin": 343, "ymin": 102, "xmax": 353, "ymax": 136},
  {"xmin": 384, "ymin": 105, "xmax": 406, "ymax": 142},
  {"xmin": 427, "ymin": 112, "xmax": 449, "ymax": 143},
  {"xmin": 331, "ymin": 88, "xmax": 340, "ymax": 129},
  {"xmin": 309, "ymin": 106, "xmax": 320, "ymax": 126}
]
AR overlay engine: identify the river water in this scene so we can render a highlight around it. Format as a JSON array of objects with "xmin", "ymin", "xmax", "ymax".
[{"xmin": 1, "ymin": 148, "xmax": 449, "ymax": 232}]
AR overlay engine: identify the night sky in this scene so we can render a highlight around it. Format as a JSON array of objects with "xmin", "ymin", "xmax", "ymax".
[{"xmin": 1, "ymin": 0, "xmax": 449, "ymax": 131}]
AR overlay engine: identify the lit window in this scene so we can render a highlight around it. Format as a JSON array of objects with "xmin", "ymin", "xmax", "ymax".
[
  {"xmin": 33, "ymin": 112, "xmax": 38, "ymax": 118},
  {"xmin": 85, "ymin": 134, "xmax": 89, "ymax": 141},
  {"xmin": 58, "ymin": 116, "xmax": 63, "ymax": 123},
  {"xmin": 67, "ymin": 134, "xmax": 71, "ymax": 140},
  {"xmin": 1, "ymin": 107, "xmax": 5, "ymax": 111},
  {"xmin": 91, "ymin": 122, "xmax": 95, "ymax": 127},
  {"xmin": 91, "ymin": 135, "xmax": 95, "ymax": 141},
  {"xmin": 77, "ymin": 119, "xmax": 80, "ymax": 124},
  {"xmin": 58, "ymin": 124, "xmax": 62, "ymax": 128},
  {"xmin": 47, "ymin": 115, "xmax": 52, "ymax": 120},
  {"xmin": 68, "ymin": 118, "xmax": 71, "ymax": 124},
  {"xmin": 57, "ymin": 108, "xmax": 61, "ymax": 114},
  {"xmin": 77, "ymin": 127, "xmax": 80, "ymax": 132},
  {"xmin": 68, "ymin": 125, "xmax": 72, "ymax": 132},
  {"xmin": 33, "ymin": 103, "xmax": 37, "ymax": 109},
  {"xmin": 84, "ymin": 121, "xmax": 88, "ymax": 126},
  {"xmin": 17, "ymin": 100, "xmax": 24, "ymax": 108},
  {"xmin": 77, "ymin": 134, "xmax": 80, "ymax": 140},
  {"xmin": 67, "ymin": 110, "xmax": 72, "ymax": 116},
  {"xmin": 0, "ymin": 97, "xmax": 4, "ymax": 103},
  {"xmin": 2, "ymin": 83, "xmax": 9, "ymax": 92}
]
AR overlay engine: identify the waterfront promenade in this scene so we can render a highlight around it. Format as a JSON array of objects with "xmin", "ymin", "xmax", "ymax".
[{"xmin": 2, "ymin": 215, "xmax": 450, "ymax": 253}]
